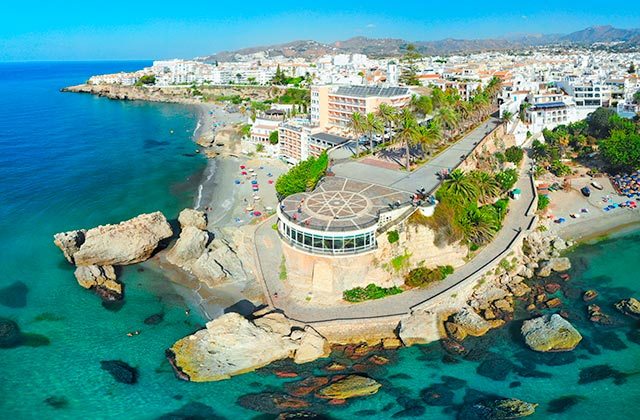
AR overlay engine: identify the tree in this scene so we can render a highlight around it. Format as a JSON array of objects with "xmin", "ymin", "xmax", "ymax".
[
  {"xmin": 599, "ymin": 129, "xmax": 640, "ymax": 171},
  {"xmin": 135, "ymin": 74, "xmax": 156, "ymax": 86},
  {"xmin": 504, "ymin": 146, "xmax": 524, "ymax": 164},
  {"xmin": 412, "ymin": 125, "xmax": 438, "ymax": 157},
  {"xmin": 470, "ymin": 171, "xmax": 500, "ymax": 203},
  {"xmin": 440, "ymin": 169, "xmax": 479, "ymax": 202},
  {"xmin": 239, "ymin": 124, "xmax": 252, "ymax": 138},
  {"xmin": 410, "ymin": 95, "xmax": 433, "ymax": 118},
  {"xmin": 587, "ymin": 107, "xmax": 617, "ymax": 138},
  {"xmin": 348, "ymin": 112, "xmax": 366, "ymax": 156},
  {"xmin": 501, "ymin": 110, "xmax": 514, "ymax": 124},
  {"xmin": 400, "ymin": 44, "xmax": 422, "ymax": 86},
  {"xmin": 364, "ymin": 113, "xmax": 384, "ymax": 153},
  {"xmin": 433, "ymin": 106, "xmax": 460, "ymax": 139},
  {"xmin": 629, "ymin": 63, "xmax": 636, "ymax": 74},
  {"xmin": 634, "ymin": 91, "xmax": 640, "ymax": 104},
  {"xmin": 275, "ymin": 152, "xmax": 329, "ymax": 198},
  {"xmin": 269, "ymin": 131, "xmax": 279, "ymax": 145},
  {"xmin": 457, "ymin": 204, "xmax": 500, "ymax": 246},
  {"xmin": 394, "ymin": 109, "xmax": 418, "ymax": 170},
  {"xmin": 495, "ymin": 169, "xmax": 518, "ymax": 191},
  {"xmin": 377, "ymin": 103, "xmax": 397, "ymax": 137}
]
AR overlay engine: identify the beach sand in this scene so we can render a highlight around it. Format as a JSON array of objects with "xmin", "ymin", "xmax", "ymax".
[{"xmin": 544, "ymin": 175, "xmax": 640, "ymax": 241}]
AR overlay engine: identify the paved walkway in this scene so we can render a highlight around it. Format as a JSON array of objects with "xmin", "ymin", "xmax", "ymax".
[
  {"xmin": 253, "ymin": 125, "xmax": 537, "ymax": 324},
  {"xmin": 331, "ymin": 117, "xmax": 501, "ymax": 194}
]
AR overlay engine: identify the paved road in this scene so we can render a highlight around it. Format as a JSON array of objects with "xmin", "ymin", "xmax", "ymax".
[
  {"xmin": 253, "ymin": 130, "xmax": 537, "ymax": 324},
  {"xmin": 331, "ymin": 118, "xmax": 501, "ymax": 194}
]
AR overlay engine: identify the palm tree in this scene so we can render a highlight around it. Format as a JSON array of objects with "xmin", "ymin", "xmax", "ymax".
[
  {"xmin": 377, "ymin": 103, "xmax": 397, "ymax": 141},
  {"xmin": 348, "ymin": 112, "xmax": 366, "ymax": 156},
  {"xmin": 364, "ymin": 112, "xmax": 384, "ymax": 154},
  {"xmin": 440, "ymin": 169, "xmax": 479, "ymax": 202},
  {"xmin": 470, "ymin": 171, "xmax": 501, "ymax": 203},
  {"xmin": 411, "ymin": 125, "xmax": 438, "ymax": 158},
  {"xmin": 433, "ymin": 106, "xmax": 459, "ymax": 140},
  {"xmin": 410, "ymin": 95, "xmax": 433, "ymax": 119},
  {"xmin": 394, "ymin": 109, "xmax": 418, "ymax": 171},
  {"xmin": 458, "ymin": 205, "xmax": 499, "ymax": 246}
]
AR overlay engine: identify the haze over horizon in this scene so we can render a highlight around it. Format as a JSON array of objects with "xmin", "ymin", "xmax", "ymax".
[{"xmin": 1, "ymin": 1, "xmax": 639, "ymax": 61}]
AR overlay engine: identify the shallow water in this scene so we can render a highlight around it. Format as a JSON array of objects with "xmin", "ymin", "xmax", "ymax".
[{"xmin": 1, "ymin": 62, "xmax": 639, "ymax": 419}]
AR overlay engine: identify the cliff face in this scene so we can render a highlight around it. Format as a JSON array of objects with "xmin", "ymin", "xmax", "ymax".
[{"xmin": 62, "ymin": 84, "xmax": 286, "ymax": 104}]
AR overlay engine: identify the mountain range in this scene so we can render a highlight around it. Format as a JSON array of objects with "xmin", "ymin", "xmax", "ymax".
[{"xmin": 201, "ymin": 25, "xmax": 640, "ymax": 62}]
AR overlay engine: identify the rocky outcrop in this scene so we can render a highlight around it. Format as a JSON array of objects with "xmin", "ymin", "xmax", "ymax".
[
  {"xmin": 54, "ymin": 212, "xmax": 172, "ymax": 266},
  {"xmin": 315, "ymin": 375, "xmax": 381, "ymax": 400},
  {"xmin": 178, "ymin": 208, "xmax": 208, "ymax": 230},
  {"xmin": 293, "ymin": 326, "xmax": 331, "ymax": 364},
  {"xmin": 74, "ymin": 265, "xmax": 122, "ymax": 300},
  {"xmin": 398, "ymin": 310, "xmax": 440, "ymax": 346},
  {"xmin": 460, "ymin": 398, "xmax": 538, "ymax": 418},
  {"xmin": 168, "ymin": 312, "xmax": 329, "ymax": 382},
  {"xmin": 166, "ymin": 226, "xmax": 210, "ymax": 269},
  {"xmin": 521, "ymin": 314, "xmax": 582, "ymax": 352},
  {"xmin": 53, "ymin": 212, "xmax": 172, "ymax": 301},
  {"xmin": 536, "ymin": 257, "xmax": 571, "ymax": 277},
  {"xmin": 53, "ymin": 230, "xmax": 86, "ymax": 264},
  {"xmin": 445, "ymin": 307, "xmax": 503, "ymax": 342},
  {"xmin": 615, "ymin": 298, "xmax": 640, "ymax": 318}
]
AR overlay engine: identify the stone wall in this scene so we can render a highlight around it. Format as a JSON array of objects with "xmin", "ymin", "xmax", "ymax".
[{"xmin": 458, "ymin": 123, "xmax": 516, "ymax": 172}]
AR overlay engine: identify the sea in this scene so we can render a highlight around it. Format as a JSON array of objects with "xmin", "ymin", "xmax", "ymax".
[{"xmin": 0, "ymin": 61, "xmax": 639, "ymax": 419}]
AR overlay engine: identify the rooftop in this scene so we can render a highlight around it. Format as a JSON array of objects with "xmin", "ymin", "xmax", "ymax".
[
  {"xmin": 333, "ymin": 85, "xmax": 410, "ymax": 98},
  {"xmin": 310, "ymin": 132, "xmax": 350, "ymax": 146},
  {"xmin": 280, "ymin": 176, "xmax": 408, "ymax": 232},
  {"xmin": 531, "ymin": 101, "xmax": 567, "ymax": 110}
]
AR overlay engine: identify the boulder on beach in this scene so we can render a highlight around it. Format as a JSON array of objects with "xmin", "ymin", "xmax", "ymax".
[
  {"xmin": 398, "ymin": 310, "xmax": 440, "ymax": 346},
  {"xmin": 315, "ymin": 375, "xmax": 381, "ymax": 400},
  {"xmin": 190, "ymin": 240, "xmax": 249, "ymax": 286},
  {"xmin": 54, "ymin": 212, "xmax": 172, "ymax": 266},
  {"xmin": 178, "ymin": 208, "xmax": 208, "ymax": 230},
  {"xmin": 521, "ymin": 314, "xmax": 582, "ymax": 352},
  {"xmin": 168, "ymin": 312, "xmax": 298, "ymax": 382},
  {"xmin": 74, "ymin": 265, "xmax": 122, "ymax": 300},
  {"xmin": 614, "ymin": 298, "xmax": 640, "ymax": 318},
  {"xmin": 166, "ymin": 226, "xmax": 210, "ymax": 269},
  {"xmin": 293, "ymin": 326, "xmax": 331, "ymax": 364},
  {"xmin": 446, "ymin": 307, "xmax": 502, "ymax": 341}
]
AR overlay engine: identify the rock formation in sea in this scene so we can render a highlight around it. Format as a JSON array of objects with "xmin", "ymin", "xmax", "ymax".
[
  {"xmin": 167, "ymin": 311, "xmax": 330, "ymax": 382},
  {"xmin": 53, "ymin": 212, "xmax": 173, "ymax": 300},
  {"xmin": 314, "ymin": 375, "xmax": 381, "ymax": 400},
  {"xmin": 166, "ymin": 209, "xmax": 252, "ymax": 288},
  {"xmin": 614, "ymin": 298, "xmax": 640, "ymax": 318},
  {"xmin": 521, "ymin": 314, "xmax": 582, "ymax": 352}
]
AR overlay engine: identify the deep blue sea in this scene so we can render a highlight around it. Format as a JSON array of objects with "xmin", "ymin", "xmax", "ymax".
[{"xmin": 1, "ymin": 62, "xmax": 639, "ymax": 419}]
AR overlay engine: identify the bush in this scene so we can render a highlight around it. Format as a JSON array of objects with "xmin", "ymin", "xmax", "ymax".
[
  {"xmin": 135, "ymin": 74, "xmax": 155, "ymax": 86},
  {"xmin": 549, "ymin": 160, "xmax": 572, "ymax": 176},
  {"xmin": 493, "ymin": 198, "xmax": 509, "ymax": 220},
  {"xmin": 275, "ymin": 151, "xmax": 329, "ymax": 198},
  {"xmin": 256, "ymin": 143, "xmax": 264, "ymax": 152},
  {"xmin": 343, "ymin": 283, "xmax": 403, "ymax": 302},
  {"xmin": 504, "ymin": 146, "xmax": 524, "ymax": 164},
  {"xmin": 405, "ymin": 265, "xmax": 454, "ymax": 288},
  {"xmin": 537, "ymin": 195, "xmax": 550, "ymax": 211},
  {"xmin": 269, "ymin": 131, "xmax": 279, "ymax": 145},
  {"xmin": 387, "ymin": 230, "xmax": 400, "ymax": 244},
  {"xmin": 495, "ymin": 169, "xmax": 518, "ymax": 191}
]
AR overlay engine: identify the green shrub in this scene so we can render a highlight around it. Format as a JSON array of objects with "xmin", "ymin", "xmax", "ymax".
[
  {"xmin": 549, "ymin": 160, "xmax": 572, "ymax": 176},
  {"xmin": 275, "ymin": 151, "xmax": 328, "ymax": 198},
  {"xmin": 387, "ymin": 230, "xmax": 400, "ymax": 244},
  {"xmin": 343, "ymin": 283, "xmax": 403, "ymax": 302},
  {"xmin": 504, "ymin": 146, "xmax": 524, "ymax": 164},
  {"xmin": 537, "ymin": 195, "xmax": 550, "ymax": 211},
  {"xmin": 493, "ymin": 198, "xmax": 509, "ymax": 220},
  {"xmin": 405, "ymin": 265, "xmax": 454, "ymax": 288},
  {"xmin": 135, "ymin": 74, "xmax": 156, "ymax": 86},
  {"xmin": 269, "ymin": 131, "xmax": 279, "ymax": 145},
  {"xmin": 256, "ymin": 143, "xmax": 264, "ymax": 152},
  {"xmin": 495, "ymin": 169, "xmax": 518, "ymax": 191}
]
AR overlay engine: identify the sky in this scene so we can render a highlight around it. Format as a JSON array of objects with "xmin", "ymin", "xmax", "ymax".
[{"xmin": 1, "ymin": 1, "xmax": 639, "ymax": 61}]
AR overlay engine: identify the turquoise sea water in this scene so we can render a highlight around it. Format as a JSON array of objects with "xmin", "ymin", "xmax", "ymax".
[{"xmin": 1, "ymin": 62, "xmax": 639, "ymax": 419}]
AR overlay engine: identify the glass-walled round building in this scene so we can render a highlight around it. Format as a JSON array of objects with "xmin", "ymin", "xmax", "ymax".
[{"xmin": 277, "ymin": 177, "xmax": 408, "ymax": 256}]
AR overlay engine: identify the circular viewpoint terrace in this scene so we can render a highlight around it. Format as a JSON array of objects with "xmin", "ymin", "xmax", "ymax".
[{"xmin": 277, "ymin": 176, "xmax": 409, "ymax": 255}]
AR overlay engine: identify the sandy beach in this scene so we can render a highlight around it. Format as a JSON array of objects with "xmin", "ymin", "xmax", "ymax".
[{"xmin": 543, "ymin": 175, "xmax": 640, "ymax": 241}]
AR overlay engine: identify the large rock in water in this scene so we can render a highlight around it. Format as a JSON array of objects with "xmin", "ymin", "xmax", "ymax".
[
  {"xmin": 293, "ymin": 326, "xmax": 331, "ymax": 364},
  {"xmin": 74, "ymin": 265, "xmax": 122, "ymax": 300},
  {"xmin": 168, "ymin": 312, "xmax": 298, "ymax": 382},
  {"xmin": 315, "ymin": 375, "xmax": 381, "ymax": 400},
  {"xmin": 54, "ymin": 212, "xmax": 172, "ymax": 266},
  {"xmin": 166, "ymin": 226, "xmax": 210, "ymax": 269},
  {"xmin": 536, "ymin": 257, "xmax": 571, "ymax": 277},
  {"xmin": 614, "ymin": 298, "xmax": 640, "ymax": 318},
  {"xmin": 445, "ymin": 307, "xmax": 503, "ymax": 341},
  {"xmin": 459, "ymin": 398, "xmax": 538, "ymax": 419},
  {"xmin": 178, "ymin": 208, "xmax": 208, "ymax": 230},
  {"xmin": 521, "ymin": 314, "xmax": 582, "ymax": 352}
]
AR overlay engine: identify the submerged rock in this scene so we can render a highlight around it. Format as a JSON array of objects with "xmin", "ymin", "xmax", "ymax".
[
  {"xmin": 144, "ymin": 313, "xmax": 164, "ymax": 325},
  {"xmin": 578, "ymin": 364, "xmax": 628, "ymax": 385},
  {"xmin": 100, "ymin": 360, "xmax": 138, "ymax": 384},
  {"xmin": 521, "ymin": 314, "xmax": 582, "ymax": 352},
  {"xmin": 285, "ymin": 376, "xmax": 330, "ymax": 397},
  {"xmin": 168, "ymin": 312, "xmax": 298, "ymax": 382},
  {"xmin": 315, "ymin": 375, "xmax": 381, "ymax": 400},
  {"xmin": 236, "ymin": 392, "xmax": 310, "ymax": 414},
  {"xmin": 459, "ymin": 398, "xmax": 538, "ymax": 419},
  {"xmin": 158, "ymin": 402, "xmax": 223, "ymax": 420},
  {"xmin": 0, "ymin": 318, "xmax": 21, "ymax": 348},
  {"xmin": 44, "ymin": 396, "xmax": 69, "ymax": 409},
  {"xmin": 546, "ymin": 395, "xmax": 585, "ymax": 414},
  {"xmin": 614, "ymin": 298, "xmax": 640, "ymax": 318},
  {"xmin": 0, "ymin": 281, "xmax": 28, "ymax": 308},
  {"xmin": 420, "ymin": 383, "xmax": 454, "ymax": 406},
  {"xmin": 54, "ymin": 212, "xmax": 172, "ymax": 266}
]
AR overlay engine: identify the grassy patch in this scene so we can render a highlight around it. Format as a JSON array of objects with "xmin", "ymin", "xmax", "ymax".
[
  {"xmin": 279, "ymin": 256, "xmax": 287, "ymax": 281},
  {"xmin": 343, "ymin": 283, "xmax": 403, "ymax": 303},
  {"xmin": 390, "ymin": 253, "xmax": 411, "ymax": 272},
  {"xmin": 405, "ymin": 265, "xmax": 454, "ymax": 288}
]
